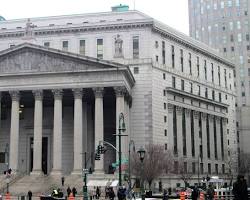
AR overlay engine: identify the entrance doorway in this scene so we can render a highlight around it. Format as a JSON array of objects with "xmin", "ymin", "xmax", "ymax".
[{"xmin": 29, "ymin": 137, "xmax": 48, "ymax": 174}]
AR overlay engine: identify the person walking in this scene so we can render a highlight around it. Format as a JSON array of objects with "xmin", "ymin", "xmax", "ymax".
[
  {"xmin": 96, "ymin": 186, "xmax": 100, "ymax": 199},
  {"xmin": 206, "ymin": 184, "xmax": 214, "ymax": 200},
  {"xmin": 191, "ymin": 186, "xmax": 198, "ymax": 200},
  {"xmin": 233, "ymin": 175, "xmax": 248, "ymax": 200},
  {"xmin": 72, "ymin": 187, "xmax": 77, "ymax": 197},
  {"xmin": 27, "ymin": 190, "xmax": 32, "ymax": 200},
  {"xmin": 67, "ymin": 187, "xmax": 71, "ymax": 197}
]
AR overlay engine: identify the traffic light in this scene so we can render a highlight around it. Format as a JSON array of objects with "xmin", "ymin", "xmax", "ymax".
[
  {"xmin": 97, "ymin": 145, "xmax": 105, "ymax": 154},
  {"xmin": 95, "ymin": 153, "xmax": 100, "ymax": 160}
]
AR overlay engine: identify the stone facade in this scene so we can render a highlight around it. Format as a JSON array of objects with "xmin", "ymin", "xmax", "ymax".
[{"xmin": 0, "ymin": 9, "xmax": 236, "ymax": 187}]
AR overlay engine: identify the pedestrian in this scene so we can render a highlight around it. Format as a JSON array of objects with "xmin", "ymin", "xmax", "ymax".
[
  {"xmin": 206, "ymin": 184, "xmax": 214, "ymax": 200},
  {"xmin": 67, "ymin": 186, "xmax": 71, "ymax": 197},
  {"xmin": 109, "ymin": 187, "xmax": 115, "ymax": 200},
  {"xmin": 117, "ymin": 187, "xmax": 123, "ymax": 200},
  {"xmin": 72, "ymin": 187, "xmax": 77, "ymax": 197},
  {"xmin": 27, "ymin": 190, "xmax": 32, "ymax": 200},
  {"xmin": 232, "ymin": 175, "xmax": 248, "ymax": 200},
  {"xmin": 61, "ymin": 177, "xmax": 65, "ymax": 187},
  {"xmin": 163, "ymin": 189, "xmax": 168, "ymax": 200},
  {"xmin": 96, "ymin": 186, "xmax": 100, "ymax": 199},
  {"xmin": 191, "ymin": 186, "xmax": 199, "ymax": 200}
]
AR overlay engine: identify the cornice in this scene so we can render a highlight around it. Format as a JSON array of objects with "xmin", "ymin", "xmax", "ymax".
[{"xmin": 0, "ymin": 20, "xmax": 153, "ymax": 39}]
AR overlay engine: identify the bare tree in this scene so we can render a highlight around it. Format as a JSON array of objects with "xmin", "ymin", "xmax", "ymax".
[
  {"xmin": 172, "ymin": 157, "xmax": 193, "ymax": 188},
  {"xmin": 131, "ymin": 144, "xmax": 174, "ymax": 190}
]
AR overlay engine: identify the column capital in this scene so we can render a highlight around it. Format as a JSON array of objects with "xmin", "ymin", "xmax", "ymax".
[
  {"xmin": 201, "ymin": 113, "xmax": 207, "ymax": 120},
  {"xmin": 72, "ymin": 88, "xmax": 83, "ymax": 99},
  {"xmin": 208, "ymin": 115, "xmax": 214, "ymax": 122},
  {"xmin": 215, "ymin": 116, "xmax": 221, "ymax": 122},
  {"xmin": 193, "ymin": 110, "xmax": 199, "ymax": 119},
  {"xmin": 185, "ymin": 108, "xmax": 191, "ymax": 117},
  {"xmin": 167, "ymin": 103, "xmax": 174, "ymax": 113},
  {"xmin": 93, "ymin": 87, "xmax": 104, "ymax": 98},
  {"xmin": 176, "ymin": 106, "xmax": 183, "ymax": 115},
  {"xmin": 9, "ymin": 91, "xmax": 20, "ymax": 101},
  {"xmin": 32, "ymin": 90, "xmax": 43, "ymax": 100},
  {"xmin": 52, "ymin": 89, "xmax": 63, "ymax": 100},
  {"xmin": 114, "ymin": 86, "xmax": 127, "ymax": 97}
]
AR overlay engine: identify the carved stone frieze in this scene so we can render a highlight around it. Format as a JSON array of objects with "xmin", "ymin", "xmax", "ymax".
[
  {"xmin": 32, "ymin": 90, "xmax": 43, "ymax": 101},
  {"xmin": 93, "ymin": 87, "xmax": 104, "ymax": 98},
  {"xmin": 9, "ymin": 91, "xmax": 20, "ymax": 101},
  {"xmin": 0, "ymin": 48, "xmax": 102, "ymax": 74}
]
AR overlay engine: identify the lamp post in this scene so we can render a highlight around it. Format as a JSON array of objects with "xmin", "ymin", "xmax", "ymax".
[
  {"xmin": 116, "ymin": 112, "xmax": 126, "ymax": 187},
  {"xmin": 128, "ymin": 140, "xmax": 135, "ymax": 194},
  {"xmin": 137, "ymin": 146, "xmax": 146, "ymax": 200},
  {"xmin": 83, "ymin": 152, "xmax": 89, "ymax": 200}
]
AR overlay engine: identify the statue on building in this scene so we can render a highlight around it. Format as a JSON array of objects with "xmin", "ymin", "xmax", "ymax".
[
  {"xmin": 114, "ymin": 34, "xmax": 123, "ymax": 58},
  {"xmin": 24, "ymin": 18, "xmax": 35, "ymax": 39}
]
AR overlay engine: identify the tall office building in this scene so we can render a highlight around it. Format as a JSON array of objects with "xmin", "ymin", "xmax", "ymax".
[{"xmin": 189, "ymin": 0, "xmax": 250, "ymax": 155}]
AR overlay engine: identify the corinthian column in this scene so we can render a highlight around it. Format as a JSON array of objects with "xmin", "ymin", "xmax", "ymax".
[
  {"xmin": 31, "ymin": 90, "xmax": 43, "ymax": 175},
  {"xmin": 72, "ymin": 88, "xmax": 83, "ymax": 174},
  {"xmin": 51, "ymin": 89, "xmax": 63, "ymax": 175},
  {"xmin": 93, "ymin": 87, "xmax": 104, "ymax": 173},
  {"xmin": 9, "ymin": 91, "xmax": 20, "ymax": 173}
]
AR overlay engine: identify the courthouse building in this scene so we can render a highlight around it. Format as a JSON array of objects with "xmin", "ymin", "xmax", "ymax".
[{"xmin": 0, "ymin": 6, "xmax": 237, "ymax": 186}]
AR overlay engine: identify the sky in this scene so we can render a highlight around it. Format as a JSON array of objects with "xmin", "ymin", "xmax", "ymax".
[{"xmin": 0, "ymin": 0, "xmax": 189, "ymax": 35}]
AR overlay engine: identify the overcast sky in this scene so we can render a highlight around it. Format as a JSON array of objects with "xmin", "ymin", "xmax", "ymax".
[{"xmin": 0, "ymin": 0, "xmax": 189, "ymax": 35}]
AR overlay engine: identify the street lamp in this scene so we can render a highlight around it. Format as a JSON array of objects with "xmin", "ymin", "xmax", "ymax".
[
  {"xmin": 117, "ymin": 112, "xmax": 126, "ymax": 187},
  {"xmin": 128, "ymin": 140, "xmax": 135, "ymax": 195},
  {"xmin": 137, "ymin": 146, "xmax": 146, "ymax": 200}
]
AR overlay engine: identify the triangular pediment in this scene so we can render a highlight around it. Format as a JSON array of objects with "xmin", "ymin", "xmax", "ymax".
[{"xmin": 0, "ymin": 43, "xmax": 123, "ymax": 74}]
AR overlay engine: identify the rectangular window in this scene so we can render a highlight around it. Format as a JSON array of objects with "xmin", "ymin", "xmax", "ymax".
[
  {"xmin": 171, "ymin": 45, "xmax": 175, "ymax": 68},
  {"xmin": 44, "ymin": 42, "xmax": 50, "ymax": 47},
  {"xmin": 205, "ymin": 88, "xmax": 208, "ymax": 98},
  {"xmin": 222, "ymin": 164, "xmax": 225, "ymax": 174},
  {"xmin": 208, "ymin": 163, "xmax": 211, "ymax": 174},
  {"xmin": 172, "ymin": 76, "xmax": 176, "ymax": 88},
  {"xmin": 197, "ymin": 57, "xmax": 200, "ymax": 77},
  {"xmin": 180, "ymin": 49, "xmax": 184, "ymax": 72},
  {"xmin": 173, "ymin": 106, "xmax": 178, "ymax": 155},
  {"xmin": 97, "ymin": 39, "xmax": 103, "ymax": 59},
  {"xmin": 164, "ymin": 116, "xmax": 167, "ymax": 123},
  {"xmin": 212, "ymin": 90, "xmax": 215, "ymax": 100},
  {"xmin": 246, "ymin": 34, "xmax": 250, "ymax": 41},
  {"xmin": 190, "ymin": 82, "xmax": 193, "ymax": 93},
  {"xmin": 164, "ymin": 129, "xmax": 167, "ymax": 136},
  {"xmin": 0, "ymin": 152, "xmax": 5, "ymax": 163},
  {"xmin": 164, "ymin": 103, "xmax": 167, "ymax": 110},
  {"xmin": 163, "ymin": 73, "xmax": 166, "ymax": 80},
  {"xmin": 79, "ymin": 40, "xmax": 86, "ymax": 55},
  {"xmin": 181, "ymin": 80, "xmax": 185, "ymax": 91},
  {"xmin": 192, "ymin": 162, "xmax": 196, "ymax": 173},
  {"xmin": 218, "ymin": 66, "xmax": 221, "ymax": 86},
  {"xmin": 211, "ymin": 63, "xmax": 214, "ymax": 82},
  {"xmin": 215, "ymin": 164, "xmax": 218, "ymax": 174},
  {"xmin": 224, "ymin": 69, "xmax": 227, "ymax": 88},
  {"xmin": 189, "ymin": 53, "xmax": 192, "ymax": 75},
  {"xmin": 133, "ymin": 36, "xmax": 139, "ymax": 59},
  {"xmin": 191, "ymin": 111, "xmax": 195, "ymax": 157},
  {"xmin": 219, "ymin": 93, "xmax": 222, "ymax": 102},
  {"xmin": 62, "ymin": 41, "xmax": 69, "ymax": 51},
  {"xmin": 134, "ymin": 67, "xmax": 139, "ymax": 74},
  {"xmin": 182, "ymin": 109, "xmax": 187, "ymax": 156},
  {"xmin": 162, "ymin": 41, "xmax": 166, "ymax": 64},
  {"xmin": 204, "ymin": 60, "xmax": 207, "ymax": 80},
  {"xmin": 198, "ymin": 85, "xmax": 201, "ymax": 96},
  {"xmin": 200, "ymin": 163, "xmax": 204, "ymax": 174},
  {"xmin": 165, "ymin": 144, "xmax": 168, "ymax": 150}
]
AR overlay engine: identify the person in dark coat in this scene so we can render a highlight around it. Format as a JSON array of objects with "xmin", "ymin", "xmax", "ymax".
[
  {"xmin": 67, "ymin": 187, "xmax": 71, "ymax": 197},
  {"xmin": 109, "ymin": 187, "xmax": 115, "ymax": 200},
  {"xmin": 191, "ymin": 186, "xmax": 199, "ymax": 200},
  {"xmin": 206, "ymin": 184, "xmax": 214, "ymax": 200},
  {"xmin": 233, "ymin": 175, "xmax": 248, "ymax": 200},
  {"xmin": 27, "ymin": 190, "xmax": 32, "ymax": 200},
  {"xmin": 72, "ymin": 187, "xmax": 77, "ymax": 197},
  {"xmin": 96, "ymin": 186, "xmax": 100, "ymax": 199},
  {"xmin": 163, "ymin": 189, "xmax": 168, "ymax": 200}
]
